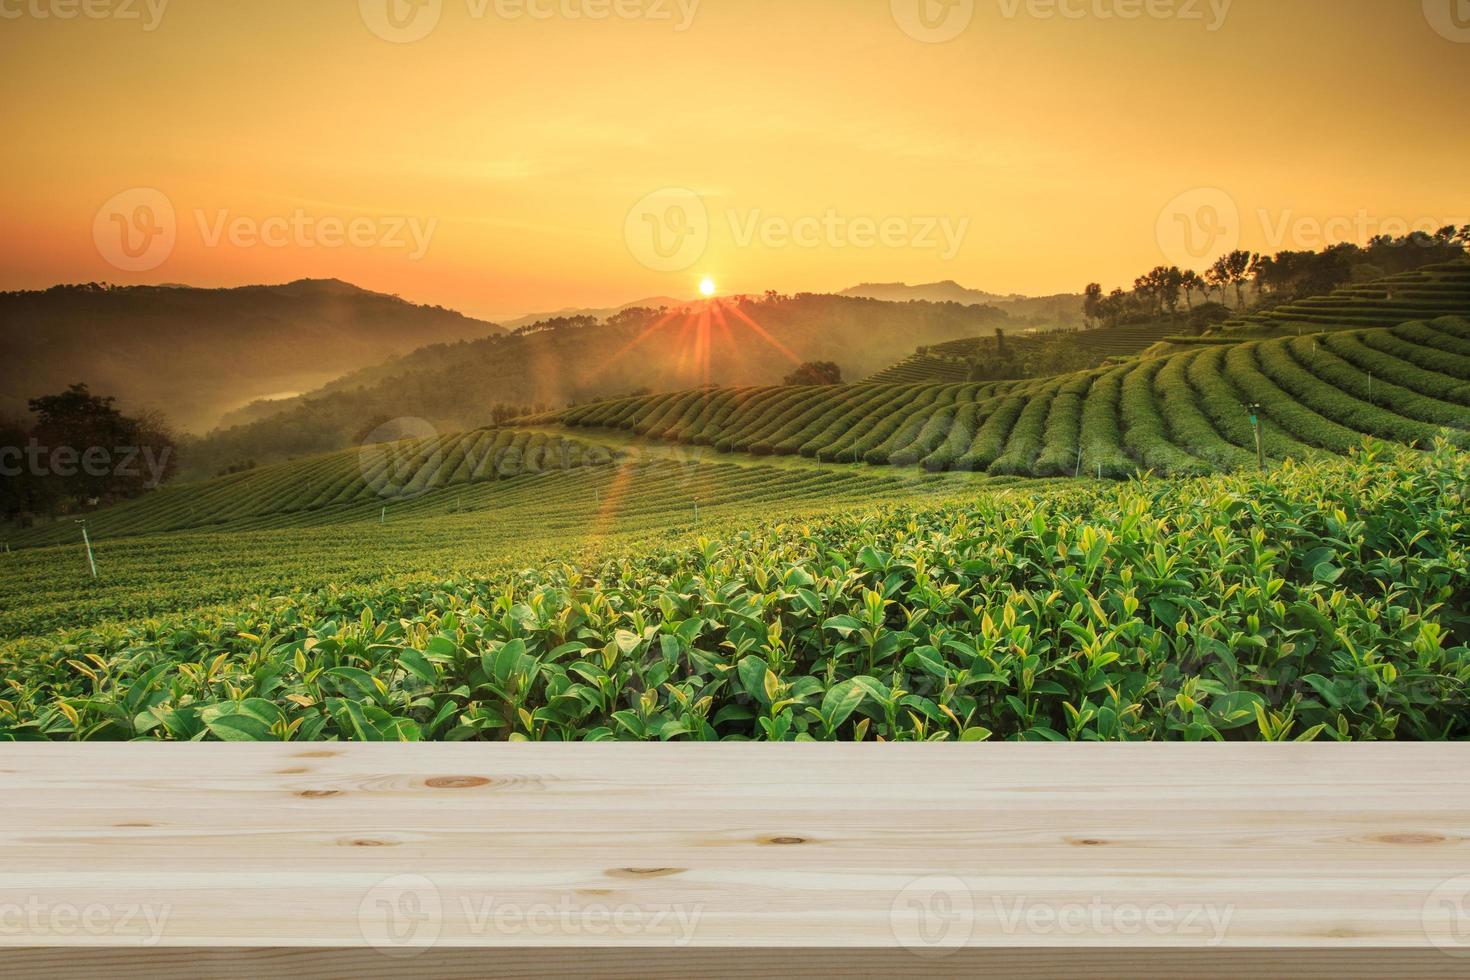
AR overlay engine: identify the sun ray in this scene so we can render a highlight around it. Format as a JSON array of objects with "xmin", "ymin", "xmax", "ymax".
[{"xmin": 723, "ymin": 301, "xmax": 803, "ymax": 365}]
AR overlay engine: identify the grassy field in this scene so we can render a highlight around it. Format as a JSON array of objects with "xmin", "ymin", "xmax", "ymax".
[
  {"xmin": 3, "ymin": 444, "xmax": 1466, "ymax": 741},
  {"xmin": 554, "ymin": 319, "xmax": 1470, "ymax": 477}
]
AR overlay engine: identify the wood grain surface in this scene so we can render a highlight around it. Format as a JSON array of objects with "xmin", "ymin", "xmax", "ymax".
[{"xmin": 1, "ymin": 744, "xmax": 1468, "ymax": 975}]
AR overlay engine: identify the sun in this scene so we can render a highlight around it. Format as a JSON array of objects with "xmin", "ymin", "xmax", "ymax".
[{"xmin": 699, "ymin": 277, "xmax": 716, "ymax": 298}]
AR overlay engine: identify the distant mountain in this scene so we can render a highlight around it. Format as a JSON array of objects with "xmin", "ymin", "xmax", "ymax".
[
  {"xmin": 840, "ymin": 280, "xmax": 1022, "ymax": 305},
  {"xmin": 841, "ymin": 281, "xmax": 1084, "ymax": 328},
  {"xmin": 179, "ymin": 293, "xmax": 1013, "ymax": 478},
  {"xmin": 496, "ymin": 296, "xmax": 690, "ymax": 332},
  {"xmin": 0, "ymin": 279, "xmax": 503, "ymax": 432}
]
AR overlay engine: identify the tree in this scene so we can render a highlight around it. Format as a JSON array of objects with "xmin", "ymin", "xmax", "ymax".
[
  {"xmin": 1209, "ymin": 250, "xmax": 1259, "ymax": 309},
  {"xmin": 1083, "ymin": 283, "xmax": 1104, "ymax": 328},
  {"xmin": 1180, "ymin": 270, "xmax": 1205, "ymax": 312},
  {"xmin": 1133, "ymin": 266, "xmax": 1182, "ymax": 318},
  {"xmin": 3, "ymin": 383, "xmax": 178, "ymax": 520},
  {"xmin": 782, "ymin": 361, "xmax": 842, "ymax": 386}
]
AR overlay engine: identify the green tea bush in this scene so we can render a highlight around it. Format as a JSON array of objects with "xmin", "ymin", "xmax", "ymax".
[
  {"xmin": 1077, "ymin": 365, "xmax": 1134, "ymax": 479},
  {"xmin": 1256, "ymin": 339, "xmax": 1455, "ymax": 447},
  {"xmin": 6, "ymin": 445, "xmax": 1467, "ymax": 742},
  {"xmin": 989, "ymin": 385, "xmax": 1059, "ymax": 476},
  {"xmin": 1152, "ymin": 352, "xmax": 1255, "ymax": 471},
  {"xmin": 1287, "ymin": 337, "xmax": 1469, "ymax": 431},
  {"xmin": 953, "ymin": 395, "xmax": 1026, "ymax": 471},
  {"xmin": 1032, "ymin": 374, "xmax": 1095, "ymax": 476},
  {"xmin": 1119, "ymin": 361, "xmax": 1209, "ymax": 476}
]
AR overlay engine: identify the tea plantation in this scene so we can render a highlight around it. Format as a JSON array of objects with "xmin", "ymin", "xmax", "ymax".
[
  {"xmin": 1219, "ymin": 259, "xmax": 1470, "ymax": 334},
  {"xmin": 2, "ymin": 445, "xmax": 1466, "ymax": 741},
  {"xmin": 557, "ymin": 318, "xmax": 1470, "ymax": 476},
  {"xmin": 6, "ymin": 427, "xmax": 616, "ymax": 548},
  {"xmin": 4, "ymin": 309, "xmax": 1470, "ymax": 741}
]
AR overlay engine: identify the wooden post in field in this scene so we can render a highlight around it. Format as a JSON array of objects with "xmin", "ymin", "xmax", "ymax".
[
  {"xmin": 1248, "ymin": 403, "xmax": 1265, "ymax": 472},
  {"xmin": 76, "ymin": 520, "xmax": 97, "ymax": 579}
]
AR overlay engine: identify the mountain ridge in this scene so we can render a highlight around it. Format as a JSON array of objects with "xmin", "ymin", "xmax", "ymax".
[{"xmin": 0, "ymin": 278, "xmax": 504, "ymax": 432}]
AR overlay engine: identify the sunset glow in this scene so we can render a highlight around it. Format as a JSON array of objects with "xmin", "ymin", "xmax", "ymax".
[{"xmin": 0, "ymin": 1, "xmax": 1466, "ymax": 320}]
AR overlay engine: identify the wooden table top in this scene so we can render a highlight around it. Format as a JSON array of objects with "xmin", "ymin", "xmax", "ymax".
[{"xmin": 2, "ymin": 743, "xmax": 1468, "ymax": 976}]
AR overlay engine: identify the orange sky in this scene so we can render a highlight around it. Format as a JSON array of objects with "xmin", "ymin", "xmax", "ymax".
[{"xmin": 1, "ymin": 0, "xmax": 1467, "ymax": 320}]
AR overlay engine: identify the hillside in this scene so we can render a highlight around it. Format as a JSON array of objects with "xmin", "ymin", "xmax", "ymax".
[
  {"xmin": 176, "ymin": 294, "xmax": 1013, "ymax": 477},
  {"xmin": 867, "ymin": 320, "xmax": 1183, "ymax": 383},
  {"xmin": 1218, "ymin": 260, "xmax": 1470, "ymax": 336},
  {"xmin": 554, "ymin": 317, "xmax": 1470, "ymax": 477},
  {"xmin": 495, "ymin": 295, "xmax": 688, "ymax": 331},
  {"xmin": 4, "ymin": 427, "xmax": 617, "ymax": 549},
  {"xmin": 841, "ymin": 281, "xmax": 1084, "ymax": 327},
  {"xmin": 0, "ymin": 279, "xmax": 503, "ymax": 432}
]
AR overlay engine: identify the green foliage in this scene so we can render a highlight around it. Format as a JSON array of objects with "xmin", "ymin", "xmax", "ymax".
[{"xmin": 5, "ymin": 445, "xmax": 1468, "ymax": 742}]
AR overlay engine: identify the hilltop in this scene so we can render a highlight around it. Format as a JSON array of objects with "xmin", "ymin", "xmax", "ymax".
[{"xmin": 0, "ymin": 279, "xmax": 503, "ymax": 432}]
